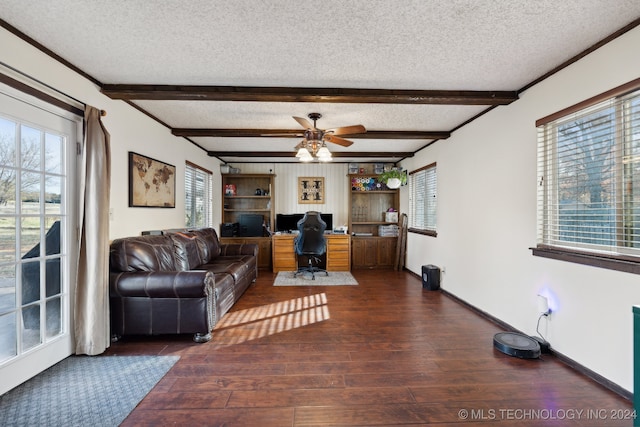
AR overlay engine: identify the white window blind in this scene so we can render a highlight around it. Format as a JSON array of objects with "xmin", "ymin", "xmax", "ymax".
[
  {"xmin": 409, "ymin": 163, "xmax": 437, "ymax": 233},
  {"xmin": 537, "ymin": 87, "xmax": 640, "ymax": 257},
  {"xmin": 185, "ymin": 161, "xmax": 212, "ymax": 228}
]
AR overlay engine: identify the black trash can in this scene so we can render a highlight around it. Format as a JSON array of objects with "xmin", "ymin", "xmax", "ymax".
[{"xmin": 422, "ymin": 265, "xmax": 441, "ymax": 290}]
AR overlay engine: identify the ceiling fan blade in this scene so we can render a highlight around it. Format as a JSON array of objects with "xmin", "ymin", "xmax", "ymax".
[
  {"xmin": 326, "ymin": 124, "xmax": 366, "ymax": 136},
  {"xmin": 293, "ymin": 116, "xmax": 314, "ymax": 129},
  {"xmin": 324, "ymin": 134, "xmax": 354, "ymax": 147}
]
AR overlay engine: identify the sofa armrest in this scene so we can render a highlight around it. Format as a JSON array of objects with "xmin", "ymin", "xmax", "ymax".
[
  {"xmin": 220, "ymin": 243, "xmax": 259, "ymax": 257},
  {"xmin": 110, "ymin": 270, "xmax": 215, "ymax": 298}
]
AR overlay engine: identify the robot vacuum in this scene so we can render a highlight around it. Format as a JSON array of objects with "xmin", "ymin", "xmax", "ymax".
[{"xmin": 493, "ymin": 332, "xmax": 541, "ymax": 359}]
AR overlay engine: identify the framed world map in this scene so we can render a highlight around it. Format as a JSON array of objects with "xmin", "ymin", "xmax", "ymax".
[{"xmin": 128, "ymin": 152, "xmax": 176, "ymax": 208}]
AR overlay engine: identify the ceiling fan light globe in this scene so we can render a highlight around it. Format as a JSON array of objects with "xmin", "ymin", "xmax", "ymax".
[
  {"xmin": 317, "ymin": 146, "xmax": 331, "ymax": 158},
  {"xmin": 296, "ymin": 147, "xmax": 311, "ymax": 158}
]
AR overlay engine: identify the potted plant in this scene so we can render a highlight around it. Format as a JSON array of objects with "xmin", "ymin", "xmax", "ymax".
[{"xmin": 378, "ymin": 168, "xmax": 407, "ymax": 189}]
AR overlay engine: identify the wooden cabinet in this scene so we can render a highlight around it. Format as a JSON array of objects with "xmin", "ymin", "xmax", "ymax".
[
  {"xmin": 348, "ymin": 174, "xmax": 399, "ymax": 269},
  {"xmin": 222, "ymin": 173, "xmax": 275, "ymax": 233},
  {"xmin": 351, "ymin": 236, "xmax": 396, "ymax": 269},
  {"xmin": 351, "ymin": 237, "xmax": 377, "ymax": 268},
  {"xmin": 376, "ymin": 236, "xmax": 397, "ymax": 269},
  {"xmin": 220, "ymin": 237, "xmax": 272, "ymax": 270}
]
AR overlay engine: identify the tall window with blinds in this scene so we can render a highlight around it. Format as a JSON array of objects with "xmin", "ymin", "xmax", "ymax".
[
  {"xmin": 409, "ymin": 162, "xmax": 437, "ymax": 236},
  {"xmin": 536, "ymin": 84, "xmax": 640, "ymax": 263},
  {"xmin": 185, "ymin": 161, "xmax": 212, "ymax": 228}
]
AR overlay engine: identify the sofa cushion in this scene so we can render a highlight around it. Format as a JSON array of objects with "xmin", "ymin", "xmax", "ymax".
[
  {"xmin": 199, "ymin": 255, "xmax": 256, "ymax": 283},
  {"xmin": 170, "ymin": 232, "xmax": 204, "ymax": 271},
  {"xmin": 190, "ymin": 228, "xmax": 222, "ymax": 263},
  {"xmin": 110, "ymin": 235, "xmax": 177, "ymax": 272}
]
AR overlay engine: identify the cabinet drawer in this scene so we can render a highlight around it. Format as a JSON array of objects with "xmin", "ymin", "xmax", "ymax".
[
  {"xmin": 273, "ymin": 260, "xmax": 297, "ymax": 272},
  {"xmin": 327, "ymin": 259, "xmax": 350, "ymax": 271},
  {"xmin": 328, "ymin": 242, "xmax": 349, "ymax": 251}
]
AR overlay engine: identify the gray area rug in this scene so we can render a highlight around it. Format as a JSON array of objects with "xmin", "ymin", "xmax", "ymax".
[
  {"xmin": 274, "ymin": 271, "xmax": 358, "ymax": 286},
  {"xmin": 0, "ymin": 355, "xmax": 179, "ymax": 427}
]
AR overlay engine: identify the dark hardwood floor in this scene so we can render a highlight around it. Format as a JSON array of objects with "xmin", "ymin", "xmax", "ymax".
[{"xmin": 106, "ymin": 270, "xmax": 632, "ymax": 426}]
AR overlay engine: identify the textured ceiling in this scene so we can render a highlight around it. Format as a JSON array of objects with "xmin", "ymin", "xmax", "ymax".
[{"xmin": 1, "ymin": 1, "xmax": 639, "ymax": 163}]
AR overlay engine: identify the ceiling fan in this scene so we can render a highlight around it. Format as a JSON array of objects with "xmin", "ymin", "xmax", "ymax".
[{"xmin": 293, "ymin": 113, "xmax": 366, "ymax": 161}]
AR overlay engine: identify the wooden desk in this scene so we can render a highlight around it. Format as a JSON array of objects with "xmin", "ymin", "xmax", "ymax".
[{"xmin": 272, "ymin": 233, "xmax": 350, "ymax": 272}]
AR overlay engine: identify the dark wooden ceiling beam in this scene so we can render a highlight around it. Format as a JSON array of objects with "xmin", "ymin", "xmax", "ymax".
[
  {"xmin": 101, "ymin": 84, "xmax": 518, "ymax": 105},
  {"xmin": 172, "ymin": 128, "xmax": 450, "ymax": 140},
  {"xmin": 353, "ymin": 130, "xmax": 450, "ymax": 140},
  {"xmin": 207, "ymin": 151, "xmax": 413, "ymax": 158},
  {"xmin": 175, "ymin": 129, "xmax": 304, "ymax": 138}
]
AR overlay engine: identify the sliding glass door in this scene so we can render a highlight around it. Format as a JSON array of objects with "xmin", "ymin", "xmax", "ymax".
[{"xmin": 0, "ymin": 85, "xmax": 79, "ymax": 394}]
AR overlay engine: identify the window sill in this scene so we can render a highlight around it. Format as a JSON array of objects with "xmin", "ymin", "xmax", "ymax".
[
  {"xmin": 531, "ymin": 245, "xmax": 640, "ymax": 275},
  {"xmin": 408, "ymin": 228, "xmax": 437, "ymax": 237}
]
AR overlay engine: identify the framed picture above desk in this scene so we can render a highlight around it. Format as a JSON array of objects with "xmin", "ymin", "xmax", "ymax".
[{"xmin": 298, "ymin": 177, "xmax": 324, "ymax": 204}]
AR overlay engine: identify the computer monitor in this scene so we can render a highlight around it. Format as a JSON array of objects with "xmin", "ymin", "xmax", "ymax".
[
  {"xmin": 276, "ymin": 213, "xmax": 333, "ymax": 232},
  {"xmin": 275, "ymin": 213, "xmax": 302, "ymax": 232},
  {"xmin": 320, "ymin": 213, "xmax": 333, "ymax": 231},
  {"xmin": 238, "ymin": 214, "xmax": 263, "ymax": 237}
]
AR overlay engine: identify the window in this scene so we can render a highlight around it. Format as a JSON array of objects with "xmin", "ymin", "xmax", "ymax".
[
  {"xmin": 0, "ymin": 81, "xmax": 79, "ymax": 394},
  {"xmin": 185, "ymin": 161, "xmax": 212, "ymax": 228},
  {"xmin": 409, "ymin": 162, "xmax": 437, "ymax": 236},
  {"xmin": 535, "ymin": 80, "xmax": 640, "ymax": 271}
]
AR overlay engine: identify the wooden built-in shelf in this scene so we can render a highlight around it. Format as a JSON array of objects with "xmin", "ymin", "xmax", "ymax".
[
  {"xmin": 348, "ymin": 173, "xmax": 400, "ymax": 269},
  {"xmin": 221, "ymin": 174, "xmax": 275, "ymax": 269}
]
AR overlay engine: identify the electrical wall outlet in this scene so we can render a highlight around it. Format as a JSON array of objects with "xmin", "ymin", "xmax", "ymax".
[{"xmin": 537, "ymin": 294, "xmax": 551, "ymax": 316}]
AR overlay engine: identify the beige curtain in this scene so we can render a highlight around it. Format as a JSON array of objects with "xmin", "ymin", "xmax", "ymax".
[{"xmin": 75, "ymin": 106, "xmax": 111, "ymax": 355}]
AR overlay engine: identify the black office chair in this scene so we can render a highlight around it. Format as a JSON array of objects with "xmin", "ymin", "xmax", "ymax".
[{"xmin": 293, "ymin": 211, "xmax": 328, "ymax": 280}]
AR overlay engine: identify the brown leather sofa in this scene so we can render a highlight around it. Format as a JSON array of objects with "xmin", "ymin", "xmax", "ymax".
[{"xmin": 109, "ymin": 227, "xmax": 257, "ymax": 342}]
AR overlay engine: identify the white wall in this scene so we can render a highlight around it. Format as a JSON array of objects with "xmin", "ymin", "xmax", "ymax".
[
  {"xmin": 401, "ymin": 26, "xmax": 640, "ymax": 392},
  {"xmin": 0, "ymin": 27, "xmax": 218, "ymax": 239}
]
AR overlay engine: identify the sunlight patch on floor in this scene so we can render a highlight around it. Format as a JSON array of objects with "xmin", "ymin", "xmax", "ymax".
[{"xmin": 213, "ymin": 293, "xmax": 330, "ymax": 345}]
